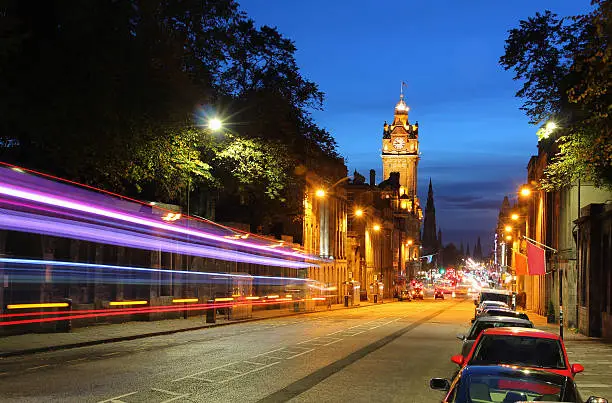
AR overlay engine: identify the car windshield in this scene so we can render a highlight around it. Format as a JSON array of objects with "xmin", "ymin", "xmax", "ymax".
[
  {"xmin": 470, "ymin": 335, "xmax": 566, "ymax": 369},
  {"xmin": 465, "ymin": 374, "xmax": 563, "ymax": 403},
  {"xmin": 480, "ymin": 302, "xmax": 508, "ymax": 310},
  {"xmin": 482, "ymin": 309, "xmax": 515, "ymax": 317},
  {"xmin": 468, "ymin": 322, "xmax": 533, "ymax": 340}
]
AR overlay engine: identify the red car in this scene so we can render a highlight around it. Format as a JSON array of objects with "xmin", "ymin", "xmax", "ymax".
[{"xmin": 450, "ymin": 327, "xmax": 584, "ymax": 379}]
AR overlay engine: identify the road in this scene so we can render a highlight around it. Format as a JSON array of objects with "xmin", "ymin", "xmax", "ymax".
[{"xmin": 0, "ymin": 299, "xmax": 479, "ymax": 402}]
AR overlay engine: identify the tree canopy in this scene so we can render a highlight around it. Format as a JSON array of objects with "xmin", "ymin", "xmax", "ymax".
[
  {"xmin": 0, "ymin": 0, "xmax": 344, "ymax": 229},
  {"xmin": 500, "ymin": 0, "xmax": 611, "ymax": 189}
]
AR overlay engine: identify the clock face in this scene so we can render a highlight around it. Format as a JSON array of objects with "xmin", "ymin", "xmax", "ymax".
[{"xmin": 392, "ymin": 137, "xmax": 406, "ymax": 150}]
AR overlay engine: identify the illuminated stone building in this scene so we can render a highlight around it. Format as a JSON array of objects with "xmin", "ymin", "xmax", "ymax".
[
  {"xmin": 302, "ymin": 179, "xmax": 348, "ymax": 304},
  {"xmin": 381, "ymin": 93, "xmax": 420, "ymax": 197},
  {"xmin": 380, "ymin": 93, "xmax": 423, "ymax": 280}
]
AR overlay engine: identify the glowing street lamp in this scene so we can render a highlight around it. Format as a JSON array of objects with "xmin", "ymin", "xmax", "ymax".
[
  {"xmin": 505, "ymin": 235, "xmax": 512, "ymax": 241},
  {"xmin": 373, "ymin": 224, "xmax": 381, "ymax": 232},
  {"xmin": 520, "ymin": 187, "xmax": 531, "ymax": 197},
  {"xmin": 355, "ymin": 208, "xmax": 364, "ymax": 217},
  {"xmin": 504, "ymin": 225, "xmax": 512, "ymax": 232},
  {"xmin": 208, "ymin": 118, "xmax": 222, "ymax": 131},
  {"xmin": 406, "ymin": 239, "xmax": 413, "ymax": 246},
  {"xmin": 315, "ymin": 189, "xmax": 326, "ymax": 198},
  {"xmin": 511, "ymin": 213, "xmax": 519, "ymax": 221}
]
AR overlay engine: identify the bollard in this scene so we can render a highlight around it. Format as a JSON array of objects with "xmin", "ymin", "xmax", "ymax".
[
  {"xmin": 373, "ymin": 294, "xmax": 378, "ymax": 304},
  {"xmin": 344, "ymin": 295, "xmax": 349, "ymax": 307},
  {"xmin": 206, "ymin": 299, "xmax": 216, "ymax": 323}
]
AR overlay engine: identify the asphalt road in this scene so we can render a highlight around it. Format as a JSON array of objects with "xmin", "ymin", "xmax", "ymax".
[{"xmin": 0, "ymin": 299, "xmax": 472, "ymax": 402}]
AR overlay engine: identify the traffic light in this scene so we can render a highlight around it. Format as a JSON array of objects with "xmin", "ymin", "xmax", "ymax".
[{"xmin": 439, "ymin": 267, "xmax": 446, "ymax": 274}]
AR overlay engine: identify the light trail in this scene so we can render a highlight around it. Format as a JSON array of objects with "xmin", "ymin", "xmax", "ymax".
[
  {"xmin": 0, "ymin": 182, "xmax": 319, "ymax": 261},
  {"xmin": 0, "ymin": 211, "xmax": 314, "ymax": 268}
]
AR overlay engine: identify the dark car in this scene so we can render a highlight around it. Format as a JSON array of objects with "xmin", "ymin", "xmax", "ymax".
[
  {"xmin": 411, "ymin": 287, "xmax": 424, "ymax": 300},
  {"xmin": 434, "ymin": 288, "xmax": 444, "ymax": 300},
  {"xmin": 457, "ymin": 316, "xmax": 534, "ymax": 357},
  {"xmin": 430, "ymin": 365, "xmax": 607, "ymax": 403},
  {"xmin": 478, "ymin": 308, "xmax": 530, "ymax": 321}
]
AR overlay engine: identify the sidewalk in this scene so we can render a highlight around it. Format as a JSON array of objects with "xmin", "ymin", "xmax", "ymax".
[
  {"xmin": 0, "ymin": 299, "xmax": 386, "ymax": 358},
  {"xmin": 524, "ymin": 310, "xmax": 612, "ymax": 399}
]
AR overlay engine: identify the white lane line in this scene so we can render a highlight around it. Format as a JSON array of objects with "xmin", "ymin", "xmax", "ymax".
[
  {"xmin": 172, "ymin": 361, "xmax": 240, "ymax": 382},
  {"xmin": 152, "ymin": 388, "xmax": 188, "ymax": 396},
  {"xmin": 66, "ymin": 358, "xmax": 87, "ymax": 363},
  {"xmin": 285, "ymin": 349, "xmax": 315, "ymax": 359},
  {"xmin": 346, "ymin": 331, "xmax": 365, "ymax": 336},
  {"xmin": 243, "ymin": 360, "xmax": 267, "ymax": 366},
  {"xmin": 322, "ymin": 338, "xmax": 342, "ymax": 346},
  {"xmin": 577, "ymin": 384, "xmax": 611, "ymax": 388},
  {"xmin": 252, "ymin": 348, "xmax": 284, "ymax": 358},
  {"xmin": 97, "ymin": 391, "xmax": 137, "ymax": 403},
  {"xmin": 102, "ymin": 352, "xmax": 121, "ymax": 357},
  {"xmin": 218, "ymin": 361, "xmax": 280, "ymax": 384},
  {"xmin": 26, "ymin": 364, "xmax": 50, "ymax": 371},
  {"xmin": 218, "ymin": 368, "xmax": 243, "ymax": 374}
]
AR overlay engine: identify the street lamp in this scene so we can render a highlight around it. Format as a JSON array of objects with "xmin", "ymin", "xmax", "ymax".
[
  {"xmin": 504, "ymin": 225, "xmax": 513, "ymax": 232},
  {"xmin": 208, "ymin": 118, "xmax": 222, "ymax": 131},
  {"xmin": 511, "ymin": 213, "xmax": 519, "ymax": 221},
  {"xmin": 505, "ymin": 235, "xmax": 512, "ymax": 241},
  {"xmin": 355, "ymin": 208, "xmax": 364, "ymax": 217},
  {"xmin": 315, "ymin": 189, "xmax": 326, "ymax": 198},
  {"xmin": 519, "ymin": 187, "xmax": 531, "ymax": 197},
  {"xmin": 373, "ymin": 224, "xmax": 381, "ymax": 232}
]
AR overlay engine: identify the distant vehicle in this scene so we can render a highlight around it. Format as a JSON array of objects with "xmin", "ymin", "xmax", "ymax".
[
  {"xmin": 411, "ymin": 287, "xmax": 424, "ymax": 300},
  {"xmin": 452, "ymin": 327, "xmax": 584, "ymax": 379},
  {"xmin": 430, "ymin": 365, "xmax": 606, "ymax": 403},
  {"xmin": 475, "ymin": 288, "xmax": 516, "ymax": 309},
  {"xmin": 398, "ymin": 289, "xmax": 412, "ymax": 301},
  {"xmin": 434, "ymin": 288, "xmax": 444, "ymax": 300},
  {"xmin": 478, "ymin": 308, "xmax": 530, "ymax": 321},
  {"xmin": 457, "ymin": 316, "xmax": 534, "ymax": 357}
]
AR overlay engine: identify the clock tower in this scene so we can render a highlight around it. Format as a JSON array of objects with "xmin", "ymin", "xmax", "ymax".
[{"xmin": 381, "ymin": 93, "xmax": 419, "ymax": 197}]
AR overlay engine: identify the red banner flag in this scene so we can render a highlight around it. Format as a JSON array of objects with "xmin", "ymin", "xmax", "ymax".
[
  {"xmin": 514, "ymin": 250, "xmax": 528, "ymax": 275},
  {"xmin": 527, "ymin": 242, "xmax": 546, "ymax": 275}
]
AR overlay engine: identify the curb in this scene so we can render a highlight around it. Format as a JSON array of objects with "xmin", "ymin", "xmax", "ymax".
[{"xmin": 0, "ymin": 300, "xmax": 387, "ymax": 358}]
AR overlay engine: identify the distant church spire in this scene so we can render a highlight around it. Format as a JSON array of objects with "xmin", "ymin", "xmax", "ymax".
[
  {"xmin": 474, "ymin": 236, "xmax": 483, "ymax": 260},
  {"xmin": 422, "ymin": 178, "xmax": 438, "ymax": 256}
]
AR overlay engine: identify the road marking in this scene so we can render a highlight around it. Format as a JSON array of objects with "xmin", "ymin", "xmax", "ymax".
[
  {"xmin": 26, "ymin": 364, "xmax": 50, "ymax": 371},
  {"xmin": 102, "ymin": 352, "xmax": 121, "ymax": 357},
  {"xmin": 243, "ymin": 360, "xmax": 268, "ymax": 366},
  {"xmin": 172, "ymin": 361, "xmax": 240, "ymax": 382},
  {"xmin": 218, "ymin": 362, "xmax": 280, "ymax": 384},
  {"xmin": 577, "ymin": 383, "xmax": 611, "ymax": 388},
  {"xmin": 285, "ymin": 349, "xmax": 315, "ymax": 359},
  {"xmin": 252, "ymin": 348, "xmax": 284, "ymax": 358},
  {"xmin": 152, "ymin": 388, "xmax": 191, "ymax": 402},
  {"xmin": 97, "ymin": 391, "xmax": 137, "ymax": 403},
  {"xmin": 218, "ymin": 368, "xmax": 243, "ymax": 374},
  {"xmin": 66, "ymin": 358, "xmax": 87, "ymax": 363}
]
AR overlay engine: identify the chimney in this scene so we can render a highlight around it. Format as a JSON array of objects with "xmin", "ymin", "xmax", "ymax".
[{"xmin": 369, "ymin": 169, "xmax": 376, "ymax": 186}]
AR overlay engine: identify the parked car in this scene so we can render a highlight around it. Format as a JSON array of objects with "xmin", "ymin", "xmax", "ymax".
[
  {"xmin": 398, "ymin": 289, "xmax": 412, "ymax": 301},
  {"xmin": 478, "ymin": 308, "xmax": 530, "ymax": 321},
  {"xmin": 430, "ymin": 365, "xmax": 606, "ymax": 403},
  {"xmin": 457, "ymin": 316, "xmax": 534, "ymax": 357},
  {"xmin": 451, "ymin": 327, "xmax": 584, "ymax": 379},
  {"xmin": 474, "ymin": 300, "xmax": 509, "ymax": 320}
]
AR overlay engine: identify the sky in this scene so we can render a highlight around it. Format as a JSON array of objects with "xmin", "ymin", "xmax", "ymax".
[{"xmin": 239, "ymin": 0, "xmax": 591, "ymax": 254}]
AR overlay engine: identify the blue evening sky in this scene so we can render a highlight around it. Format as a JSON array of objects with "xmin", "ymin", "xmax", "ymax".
[{"xmin": 239, "ymin": 0, "xmax": 591, "ymax": 253}]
